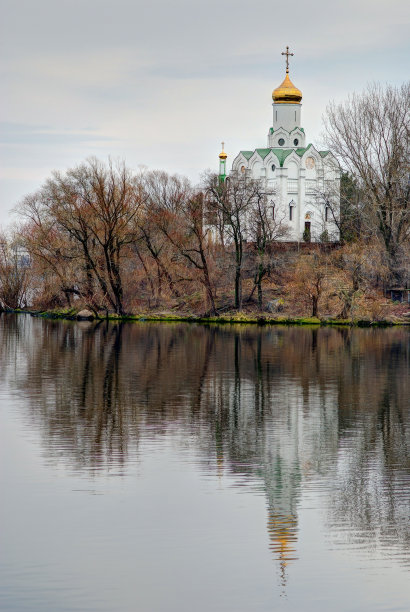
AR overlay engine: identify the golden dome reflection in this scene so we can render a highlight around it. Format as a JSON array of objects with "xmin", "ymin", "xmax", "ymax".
[{"xmin": 272, "ymin": 72, "xmax": 302, "ymax": 104}]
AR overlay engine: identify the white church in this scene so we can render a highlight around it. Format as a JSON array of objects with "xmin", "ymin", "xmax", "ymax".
[{"xmin": 218, "ymin": 47, "xmax": 340, "ymax": 242}]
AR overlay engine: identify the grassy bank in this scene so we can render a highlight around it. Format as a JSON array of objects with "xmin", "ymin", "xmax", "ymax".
[{"xmin": 8, "ymin": 308, "xmax": 410, "ymax": 327}]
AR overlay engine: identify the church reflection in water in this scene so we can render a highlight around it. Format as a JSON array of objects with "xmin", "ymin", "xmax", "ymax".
[{"xmin": 1, "ymin": 315, "xmax": 409, "ymax": 584}]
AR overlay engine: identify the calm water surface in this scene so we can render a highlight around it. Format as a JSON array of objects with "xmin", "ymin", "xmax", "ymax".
[{"xmin": 0, "ymin": 314, "xmax": 409, "ymax": 611}]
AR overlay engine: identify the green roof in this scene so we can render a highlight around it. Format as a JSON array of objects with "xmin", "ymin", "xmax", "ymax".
[
  {"xmin": 295, "ymin": 143, "xmax": 312, "ymax": 157},
  {"xmin": 319, "ymin": 151, "xmax": 330, "ymax": 158},
  {"xmin": 270, "ymin": 149, "xmax": 293, "ymax": 166},
  {"xmin": 272, "ymin": 144, "xmax": 312, "ymax": 166},
  {"xmin": 239, "ymin": 144, "xmax": 314, "ymax": 167},
  {"xmin": 255, "ymin": 148, "xmax": 271, "ymax": 159},
  {"xmin": 240, "ymin": 150, "xmax": 254, "ymax": 160},
  {"xmin": 269, "ymin": 126, "xmax": 304, "ymax": 134}
]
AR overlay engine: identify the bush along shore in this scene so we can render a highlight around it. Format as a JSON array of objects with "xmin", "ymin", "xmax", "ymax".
[{"xmin": 4, "ymin": 308, "xmax": 410, "ymax": 327}]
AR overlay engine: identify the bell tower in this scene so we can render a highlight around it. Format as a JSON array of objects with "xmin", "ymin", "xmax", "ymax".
[{"xmin": 269, "ymin": 46, "xmax": 305, "ymax": 147}]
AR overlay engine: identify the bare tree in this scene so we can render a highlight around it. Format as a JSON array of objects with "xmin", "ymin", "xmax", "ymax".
[
  {"xmin": 204, "ymin": 173, "xmax": 261, "ymax": 310},
  {"xmin": 247, "ymin": 191, "xmax": 289, "ymax": 310},
  {"xmin": 155, "ymin": 190, "xmax": 218, "ymax": 314},
  {"xmin": 18, "ymin": 158, "xmax": 143, "ymax": 315},
  {"xmin": 0, "ymin": 232, "xmax": 30, "ymax": 310},
  {"xmin": 323, "ymin": 82, "xmax": 410, "ymax": 283},
  {"xmin": 18, "ymin": 193, "xmax": 86, "ymax": 308},
  {"xmin": 136, "ymin": 170, "xmax": 190, "ymax": 304},
  {"xmin": 330, "ymin": 241, "xmax": 389, "ymax": 319},
  {"xmin": 291, "ymin": 252, "xmax": 329, "ymax": 318},
  {"xmin": 312, "ymin": 173, "xmax": 359, "ymax": 243}
]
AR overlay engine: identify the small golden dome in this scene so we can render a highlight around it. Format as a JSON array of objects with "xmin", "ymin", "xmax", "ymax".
[
  {"xmin": 272, "ymin": 72, "xmax": 302, "ymax": 104},
  {"xmin": 219, "ymin": 146, "xmax": 227, "ymax": 160}
]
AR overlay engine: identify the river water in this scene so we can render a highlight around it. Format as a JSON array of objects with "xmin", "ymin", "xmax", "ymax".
[{"xmin": 0, "ymin": 314, "xmax": 409, "ymax": 611}]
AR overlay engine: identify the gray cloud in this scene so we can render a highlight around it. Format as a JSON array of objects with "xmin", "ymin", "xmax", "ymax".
[{"xmin": 0, "ymin": 123, "xmax": 114, "ymax": 146}]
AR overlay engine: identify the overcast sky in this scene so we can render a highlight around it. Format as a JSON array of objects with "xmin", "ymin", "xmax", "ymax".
[{"xmin": 1, "ymin": 0, "xmax": 409, "ymax": 227}]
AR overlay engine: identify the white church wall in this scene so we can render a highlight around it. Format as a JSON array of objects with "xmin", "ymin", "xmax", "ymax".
[
  {"xmin": 273, "ymin": 103, "xmax": 302, "ymax": 132},
  {"xmin": 287, "ymin": 160, "xmax": 298, "ymax": 179},
  {"xmin": 251, "ymin": 160, "xmax": 262, "ymax": 177}
]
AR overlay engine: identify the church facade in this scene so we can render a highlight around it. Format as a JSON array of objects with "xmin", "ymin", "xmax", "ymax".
[{"xmin": 219, "ymin": 48, "xmax": 340, "ymax": 242}]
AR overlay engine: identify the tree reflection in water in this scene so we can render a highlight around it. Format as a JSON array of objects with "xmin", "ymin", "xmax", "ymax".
[{"xmin": 1, "ymin": 314, "xmax": 409, "ymax": 584}]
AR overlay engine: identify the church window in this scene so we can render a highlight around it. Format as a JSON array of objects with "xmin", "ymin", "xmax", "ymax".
[
  {"xmin": 271, "ymin": 164, "xmax": 276, "ymax": 172},
  {"xmin": 278, "ymin": 138, "xmax": 285, "ymax": 146},
  {"xmin": 240, "ymin": 165, "xmax": 246, "ymax": 173},
  {"xmin": 325, "ymin": 206, "xmax": 329, "ymax": 222},
  {"xmin": 289, "ymin": 204, "xmax": 294, "ymax": 221},
  {"xmin": 293, "ymin": 138, "xmax": 299, "ymax": 146},
  {"xmin": 272, "ymin": 206, "xmax": 275, "ymax": 220}
]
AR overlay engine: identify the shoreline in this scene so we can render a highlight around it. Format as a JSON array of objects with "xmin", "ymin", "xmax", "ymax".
[{"xmin": 3, "ymin": 308, "xmax": 409, "ymax": 327}]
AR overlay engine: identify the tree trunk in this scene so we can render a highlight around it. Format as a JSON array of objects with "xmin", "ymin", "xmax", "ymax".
[
  {"xmin": 64, "ymin": 290, "xmax": 72, "ymax": 307},
  {"xmin": 135, "ymin": 247, "xmax": 155, "ymax": 307},
  {"xmin": 257, "ymin": 261, "xmax": 264, "ymax": 311},
  {"xmin": 257, "ymin": 279, "xmax": 262, "ymax": 311},
  {"xmin": 234, "ymin": 237, "xmax": 243, "ymax": 310},
  {"xmin": 203, "ymin": 267, "xmax": 217, "ymax": 315},
  {"xmin": 312, "ymin": 295, "xmax": 318, "ymax": 317},
  {"xmin": 82, "ymin": 241, "xmax": 117, "ymax": 313},
  {"xmin": 197, "ymin": 238, "xmax": 217, "ymax": 315},
  {"xmin": 235, "ymin": 265, "xmax": 242, "ymax": 310},
  {"xmin": 156, "ymin": 262, "xmax": 162, "ymax": 305}
]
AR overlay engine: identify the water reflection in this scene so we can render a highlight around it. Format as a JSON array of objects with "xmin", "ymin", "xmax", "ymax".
[{"xmin": 1, "ymin": 314, "xmax": 409, "ymax": 586}]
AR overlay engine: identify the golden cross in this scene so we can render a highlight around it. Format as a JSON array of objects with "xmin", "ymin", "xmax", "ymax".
[{"xmin": 281, "ymin": 46, "xmax": 294, "ymax": 73}]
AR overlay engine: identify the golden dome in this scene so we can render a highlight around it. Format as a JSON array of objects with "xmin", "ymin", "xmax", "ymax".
[
  {"xmin": 272, "ymin": 72, "xmax": 302, "ymax": 104},
  {"xmin": 219, "ymin": 144, "xmax": 227, "ymax": 160}
]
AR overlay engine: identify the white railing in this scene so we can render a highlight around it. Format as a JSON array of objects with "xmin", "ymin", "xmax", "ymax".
[{"xmin": 287, "ymin": 179, "xmax": 298, "ymax": 193}]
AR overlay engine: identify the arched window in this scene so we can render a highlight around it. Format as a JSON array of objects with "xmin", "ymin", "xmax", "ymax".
[
  {"xmin": 325, "ymin": 206, "xmax": 330, "ymax": 222},
  {"xmin": 289, "ymin": 201, "xmax": 295, "ymax": 221}
]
